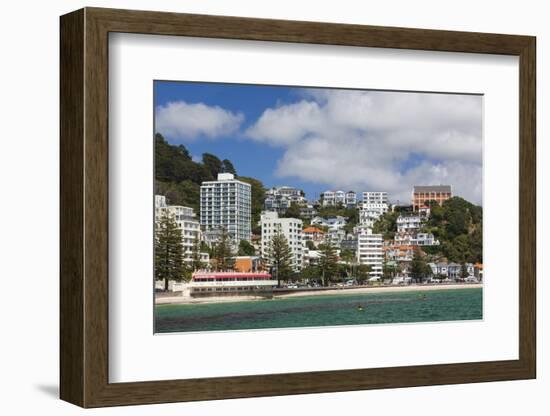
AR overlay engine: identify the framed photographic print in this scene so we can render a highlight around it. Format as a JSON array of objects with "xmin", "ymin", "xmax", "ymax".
[{"xmin": 60, "ymin": 7, "xmax": 536, "ymax": 408}]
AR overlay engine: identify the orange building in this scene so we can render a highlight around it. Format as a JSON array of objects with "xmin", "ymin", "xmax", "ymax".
[
  {"xmin": 412, "ymin": 185, "xmax": 452, "ymax": 210},
  {"xmin": 233, "ymin": 256, "xmax": 266, "ymax": 273}
]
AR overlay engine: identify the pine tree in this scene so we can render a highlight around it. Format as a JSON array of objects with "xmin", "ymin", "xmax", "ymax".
[
  {"xmin": 155, "ymin": 212, "xmax": 186, "ymax": 291},
  {"xmin": 318, "ymin": 243, "xmax": 339, "ymax": 287},
  {"xmin": 213, "ymin": 227, "xmax": 235, "ymax": 271},
  {"xmin": 190, "ymin": 237, "xmax": 205, "ymax": 272},
  {"xmin": 410, "ymin": 247, "xmax": 429, "ymax": 283},
  {"xmin": 460, "ymin": 263, "xmax": 470, "ymax": 280},
  {"xmin": 265, "ymin": 230, "xmax": 294, "ymax": 287}
]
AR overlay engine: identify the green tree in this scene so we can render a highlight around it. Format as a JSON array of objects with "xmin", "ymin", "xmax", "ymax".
[
  {"xmin": 356, "ymin": 264, "xmax": 372, "ymax": 284},
  {"xmin": 221, "ymin": 159, "xmax": 237, "ymax": 175},
  {"xmin": 461, "ymin": 263, "xmax": 470, "ymax": 279},
  {"xmin": 212, "ymin": 228, "xmax": 235, "ymax": 271},
  {"xmin": 265, "ymin": 230, "xmax": 294, "ymax": 287},
  {"xmin": 202, "ymin": 153, "xmax": 223, "ymax": 179},
  {"xmin": 318, "ymin": 243, "xmax": 339, "ymax": 287},
  {"xmin": 155, "ymin": 212, "xmax": 187, "ymax": 290},
  {"xmin": 372, "ymin": 211, "xmax": 400, "ymax": 240},
  {"xmin": 238, "ymin": 239, "xmax": 256, "ymax": 256},
  {"xmin": 282, "ymin": 202, "xmax": 302, "ymax": 219},
  {"xmin": 190, "ymin": 237, "xmax": 205, "ymax": 272},
  {"xmin": 383, "ymin": 260, "xmax": 399, "ymax": 280},
  {"xmin": 300, "ymin": 264, "xmax": 320, "ymax": 283},
  {"xmin": 340, "ymin": 249, "xmax": 355, "ymax": 277},
  {"xmin": 305, "ymin": 240, "xmax": 316, "ymax": 250},
  {"xmin": 410, "ymin": 248, "xmax": 430, "ymax": 283}
]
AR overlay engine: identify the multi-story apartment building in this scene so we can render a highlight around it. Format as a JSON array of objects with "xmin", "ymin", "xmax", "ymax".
[
  {"xmin": 345, "ymin": 191, "xmax": 357, "ymax": 207},
  {"xmin": 396, "ymin": 215, "xmax": 424, "ymax": 232},
  {"xmin": 394, "ymin": 231, "xmax": 439, "ymax": 246},
  {"xmin": 358, "ymin": 203, "xmax": 388, "ymax": 229},
  {"xmin": 321, "ymin": 190, "xmax": 346, "ymax": 206},
  {"xmin": 428, "ymin": 262, "xmax": 474, "ymax": 279},
  {"xmin": 412, "ymin": 185, "xmax": 452, "ymax": 210},
  {"xmin": 155, "ymin": 195, "xmax": 203, "ymax": 265},
  {"xmin": 356, "ymin": 226, "xmax": 383, "ymax": 278},
  {"xmin": 264, "ymin": 186, "xmax": 306, "ymax": 213},
  {"xmin": 362, "ymin": 191, "xmax": 388, "ymax": 205},
  {"xmin": 261, "ymin": 211, "xmax": 304, "ymax": 271},
  {"xmin": 200, "ymin": 173, "xmax": 252, "ymax": 242}
]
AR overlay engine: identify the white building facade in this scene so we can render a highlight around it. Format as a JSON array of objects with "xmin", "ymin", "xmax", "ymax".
[
  {"xmin": 260, "ymin": 211, "xmax": 304, "ymax": 271},
  {"xmin": 356, "ymin": 226, "xmax": 384, "ymax": 278},
  {"xmin": 321, "ymin": 190, "xmax": 346, "ymax": 206},
  {"xmin": 362, "ymin": 191, "xmax": 388, "ymax": 205},
  {"xmin": 264, "ymin": 186, "xmax": 306, "ymax": 213},
  {"xmin": 396, "ymin": 215, "xmax": 424, "ymax": 232},
  {"xmin": 155, "ymin": 195, "xmax": 202, "ymax": 265},
  {"xmin": 200, "ymin": 173, "xmax": 252, "ymax": 242},
  {"xmin": 358, "ymin": 193, "xmax": 389, "ymax": 227}
]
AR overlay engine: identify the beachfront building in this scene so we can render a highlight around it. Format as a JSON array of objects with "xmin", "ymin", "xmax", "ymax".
[
  {"xmin": 200, "ymin": 173, "xmax": 252, "ymax": 243},
  {"xmin": 412, "ymin": 185, "xmax": 452, "ymax": 211},
  {"xmin": 356, "ymin": 226, "xmax": 384, "ymax": 278},
  {"xmin": 264, "ymin": 186, "xmax": 306, "ymax": 214},
  {"xmin": 321, "ymin": 190, "xmax": 346, "ymax": 206},
  {"xmin": 155, "ymin": 195, "xmax": 202, "ymax": 265},
  {"xmin": 189, "ymin": 271, "xmax": 277, "ymax": 297},
  {"xmin": 261, "ymin": 211, "xmax": 304, "ymax": 271},
  {"xmin": 396, "ymin": 214, "xmax": 424, "ymax": 232},
  {"xmin": 428, "ymin": 262, "xmax": 475, "ymax": 280}
]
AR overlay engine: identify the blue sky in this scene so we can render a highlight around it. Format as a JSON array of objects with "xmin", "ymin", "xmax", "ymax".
[{"xmin": 154, "ymin": 81, "xmax": 483, "ymax": 204}]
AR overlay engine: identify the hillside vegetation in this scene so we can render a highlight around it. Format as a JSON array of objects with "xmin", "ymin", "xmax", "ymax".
[
  {"xmin": 154, "ymin": 133, "xmax": 266, "ymax": 229},
  {"xmin": 373, "ymin": 197, "xmax": 483, "ymax": 264}
]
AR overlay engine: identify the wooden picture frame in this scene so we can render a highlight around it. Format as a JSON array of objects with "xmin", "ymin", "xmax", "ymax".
[{"xmin": 60, "ymin": 7, "xmax": 536, "ymax": 408}]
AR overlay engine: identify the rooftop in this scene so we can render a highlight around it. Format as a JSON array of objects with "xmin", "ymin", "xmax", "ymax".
[{"xmin": 413, "ymin": 185, "xmax": 452, "ymax": 193}]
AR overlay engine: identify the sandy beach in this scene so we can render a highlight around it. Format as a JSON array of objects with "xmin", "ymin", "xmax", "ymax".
[{"xmin": 155, "ymin": 283, "xmax": 482, "ymax": 305}]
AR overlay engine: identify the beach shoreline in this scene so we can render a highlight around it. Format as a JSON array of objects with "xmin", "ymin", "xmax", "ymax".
[{"xmin": 155, "ymin": 283, "xmax": 482, "ymax": 306}]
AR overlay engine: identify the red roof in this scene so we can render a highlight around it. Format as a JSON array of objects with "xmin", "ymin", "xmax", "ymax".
[{"xmin": 193, "ymin": 272, "xmax": 272, "ymax": 280}]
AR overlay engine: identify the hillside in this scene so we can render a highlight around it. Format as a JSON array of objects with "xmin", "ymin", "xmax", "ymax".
[
  {"xmin": 154, "ymin": 133, "xmax": 266, "ymax": 229},
  {"xmin": 374, "ymin": 197, "xmax": 483, "ymax": 264}
]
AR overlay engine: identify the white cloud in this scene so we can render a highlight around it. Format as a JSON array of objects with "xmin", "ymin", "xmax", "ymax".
[
  {"xmin": 246, "ymin": 89, "xmax": 483, "ymax": 204},
  {"xmin": 155, "ymin": 100, "xmax": 244, "ymax": 141}
]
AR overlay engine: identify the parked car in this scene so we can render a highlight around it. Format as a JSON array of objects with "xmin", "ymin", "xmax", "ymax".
[{"xmin": 345, "ymin": 279, "xmax": 356, "ymax": 286}]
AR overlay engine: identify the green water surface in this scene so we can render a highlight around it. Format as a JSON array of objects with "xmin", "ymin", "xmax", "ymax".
[{"xmin": 155, "ymin": 287, "xmax": 482, "ymax": 333}]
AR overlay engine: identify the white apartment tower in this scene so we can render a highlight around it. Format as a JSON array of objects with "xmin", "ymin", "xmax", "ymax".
[
  {"xmin": 200, "ymin": 173, "xmax": 252, "ymax": 242},
  {"xmin": 261, "ymin": 211, "xmax": 304, "ymax": 271},
  {"xmin": 359, "ymin": 191, "xmax": 389, "ymax": 226},
  {"xmin": 356, "ymin": 226, "xmax": 383, "ymax": 278},
  {"xmin": 155, "ymin": 195, "xmax": 201, "ymax": 264}
]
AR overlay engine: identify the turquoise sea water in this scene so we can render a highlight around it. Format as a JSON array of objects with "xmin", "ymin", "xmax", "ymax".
[{"xmin": 155, "ymin": 287, "xmax": 482, "ymax": 333}]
